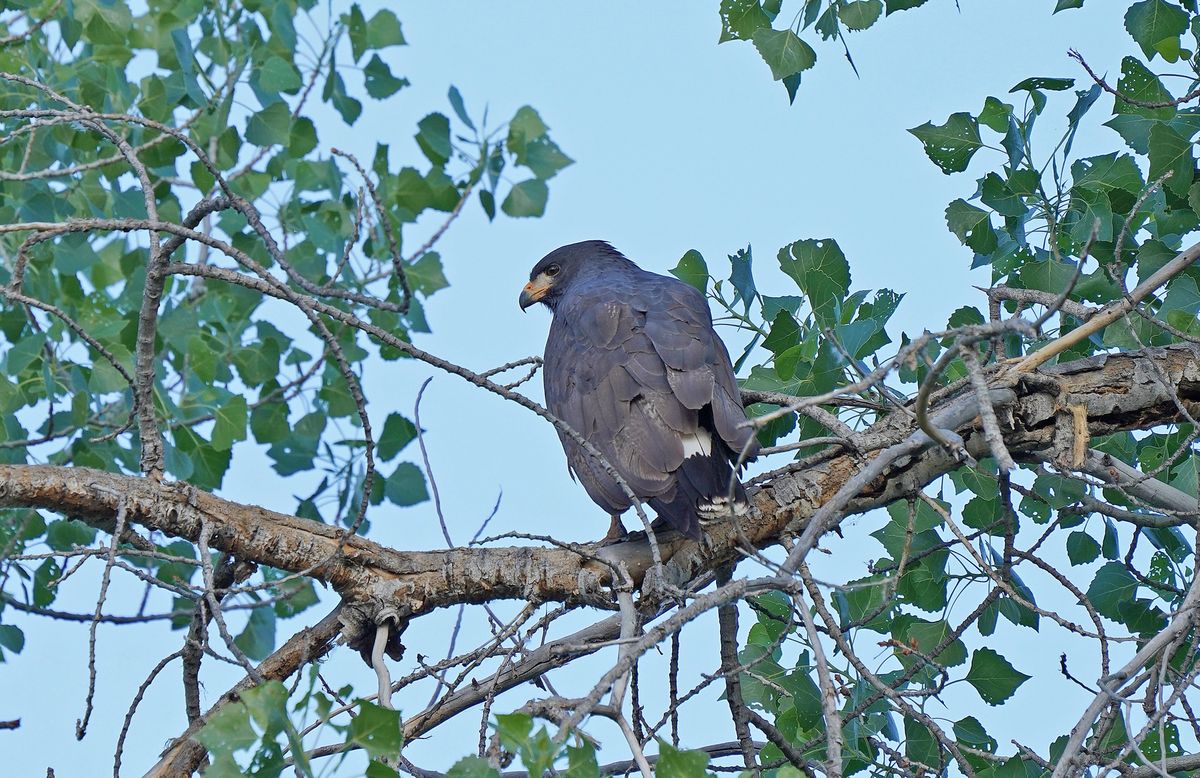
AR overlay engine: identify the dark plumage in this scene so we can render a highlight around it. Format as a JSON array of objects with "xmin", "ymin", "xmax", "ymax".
[{"xmin": 520, "ymin": 240, "xmax": 758, "ymax": 539}]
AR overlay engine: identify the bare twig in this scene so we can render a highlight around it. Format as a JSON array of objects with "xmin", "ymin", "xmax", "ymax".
[{"xmin": 75, "ymin": 497, "xmax": 128, "ymax": 740}]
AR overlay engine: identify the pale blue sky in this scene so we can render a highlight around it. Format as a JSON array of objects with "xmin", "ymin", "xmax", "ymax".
[{"xmin": 9, "ymin": 2, "xmax": 1144, "ymax": 775}]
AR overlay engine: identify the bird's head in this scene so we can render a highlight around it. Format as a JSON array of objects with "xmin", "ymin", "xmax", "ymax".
[{"xmin": 519, "ymin": 240, "xmax": 628, "ymax": 312}]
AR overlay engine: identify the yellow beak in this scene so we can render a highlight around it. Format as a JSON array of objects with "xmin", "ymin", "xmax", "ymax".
[{"xmin": 519, "ymin": 278, "xmax": 551, "ymax": 310}]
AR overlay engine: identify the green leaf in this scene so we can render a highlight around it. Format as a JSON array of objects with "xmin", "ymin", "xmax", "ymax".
[
  {"xmin": 1067, "ymin": 187, "xmax": 1114, "ymax": 243},
  {"xmin": 839, "ymin": 0, "xmax": 884, "ymax": 31},
  {"xmin": 978, "ymin": 96, "xmax": 1013, "ymax": 133},
  {"xmin": 905, "ymin": 716, "xmax": 942, "ymax": 770},
  {"xmin": 980, "ymin": 173, "xmax": 1027, "ymax": 217},
  {"xmin": 1113, "ymin": 56, "xmax": 1176, "ymax": 121},
  {"xmin": 45, "ymin": 519, "xmax": 97, "ymax": 551},
  {"xmin": 479, "ymin": 189, "xmax": 496, "ymax": 221},
  {"xmin": 195, "ymin": 702, "xmax": 257, "ymax": 754},
  {"xmin": 909, "ymin": 112, "xmax": 983, "ymax": 174},
  {"xmin": 1087, "ymin": 561, "xmax": 1140, "ymax": 620},
  {"xmin": 965, "ymin": 647, "xmax": 1030, "ymax": 705},
  {"xmin": 520, "ymin": 138, "xmax": 574, "ymax": 179},
  {"xmin": 751, "ymin": 27, "xmax": 816, "ymax": 80},
  {"xmin": 896, "ymin": 618, "xmax": 968, "ymax": 668},
  {"xmin": 199, "ymin": 753, "xmax": 247, "ymax": 778},
  {"xmin": 885, "ymin": 0, "xmax": 930, "ymax": 11},
  {"xmin": 1125, "ymin": 0, "xmax": 1188, "ymax": 62},
  {"xmin": 1148, "ymin": 123, "xmax": 1194, "ymax": 196},
  {"xmin": 962, "ymin": 495, "xmax": 1001, "ymax": 530},
  {"xmin": 495, "ymin": 713, "xmax": 534, "ymax": 751},
  {"xmin": 1010, "ymin": 77, "xmax": 1074, "ymax": 92},
  {"xmin": 1161, "ymin": 275, "xmax": 1200, "ymax": 334},
  {"xmin": 833, "ymin": 574, "xmax": 894, "ymax": 630},
  {"xmin": 0, "ymin": 624, "xmax": 25, "ymax": 656},
  {"xmin": 506, "ymin": 106, "xmax": 548, "ymax": 158},
  {"xmin": 719, "ymin": 0, "xmax": 770, "ymax": 42},
  {"xmin": 324, "ymin": 66, "xmax": 363, "ymax": 125},
  {"xmin": 234, "ymin": 605, "xmax": 276, "ymax": 661},
  {"xmin": 366, "ymin": 9, "xmax": 406, "ymax": 50},
  {"xmin": 211, "ymin": 395, "xmax": 248, "ymax": 451},
  {"xmin": 500, "ymin": 179, "xmax": 548, "ymax": 218},
  {"xmin": 416, "ymin": 113, "xmax": 452, "ymax": 166},
  {"xmin": 777, "ymin": 238, "xmax": 851, "ymax": 327},
  {"xmin": 564, "ymin": 742, "xmax": 599, "ymax": 778},
  {"xmin": 670, "ymin": 249, "xmax": 709, "ymax": 293},
  {"xmin": 898, "ymin": 548, "xmax": 949, "ymax": 611},
  {"xmin": 239, "ymin": 681, "xmax": 290, "ymax": 737},
  {"xmin": 954, "ymin": 715, "xmax": 998, "ymax": 752},
  {"xmin": 174, "ymin": 427, "xmax": 233, "ymax": 490},
  {"xmin": 762, "ymin": 309, "xmax": 800, "ymax": 355},
  {"xmin": 5, "ymin": 332, "xmax": 46, "ymax": 373},
  {"xmin": 379, "ymin": 413, "xmax": 418, "ymax": 461},
  {"xmin": 347, "ymin": 700, "xmax": 403, "ymax": 760},
  {"xmin": 245, "ymin": 102, "xmax": 292, "ymax": 147},
  {"xmin": 286, "ymin": 114, "xmax": 317, "ymax": 157},
  {"xmin": 1103, "ymin": 518, "xmax": 1119, "ymax": 559},
  {"xmin": 447, "ymin": 757, "xmax": 500, "ymax": 778},
  {"xmin": 255, "ymin": 56, "xmax": 302, "ymax": 93},
  {"xmin": 407, "ymin": 251, "xmax": 450, "ymax": 296},
  {"xmin": 31, "ymin": 559, "xmax": 60, "ymax": 608},
  {"xmin": 364, "ymin": 54, "xmax": 410, "ymax": 99},
  {"xmin": 1055, "ymin": 0, "xmax": 1085, "ymax": 10},
  {"xmin": 385, "ymin": 462, "xmax": 429, "ymax": 506},
  {"xmin": 88, "ymin": 355, "xmax": 128, "ymax": 394},
  {"xmin": 272, "ymin": 578, "xmax": 319, "ymax": 618},
  {"xmin": 1066, "ymin": 531, "xmax": 1102, "ymax": 565},
  {"xmin": 1066, "ymin": 84, "xmax": 1103, "ymax": 156},
  {"xmin": 448, "ymin": 86, "xmax": 475, "ymax": 131},
  {"xmin": 78, "ymin": 0, "xmax": 133, "ymax": 45},
  {"xmin": 945, "ymin": 199, "xmax": 997, "ymax": 254},
  {"xmin": 728, "ymin": 246, "xmax": 756, "ymax": 311},
  {"xmin": 366, "ymin": 761, "xmax": 402, "ymax": 778},
  {"xmin": 346, "ymin": 4, "xmax": 369, "ymax": 61},
  {"xmin": 1070, "ymin": 153, "xmax": 1145, "ymax": 195},
  {"xmin": 655, "ymin": 741, "xmax": 711, "ymax": 778},
  {"xmin": 1140, "ymin": 722, "xmax": 1183, "ymax": 762}
]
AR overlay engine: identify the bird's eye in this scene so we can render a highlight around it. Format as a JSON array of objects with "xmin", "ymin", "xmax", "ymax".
[{"xmin": 546, "ymin": 264, "xmax": 561, "ymax": 277}]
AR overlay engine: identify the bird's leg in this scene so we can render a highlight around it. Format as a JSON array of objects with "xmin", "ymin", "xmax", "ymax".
[{"xmin": 600, "ymin": 514, "xmax": 628, "ymax": 545}]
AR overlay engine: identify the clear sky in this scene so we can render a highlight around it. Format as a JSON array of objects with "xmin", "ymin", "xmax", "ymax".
[{"xmin": 8, "ymin": 2, "xmax": 1143, "ymax": 775}]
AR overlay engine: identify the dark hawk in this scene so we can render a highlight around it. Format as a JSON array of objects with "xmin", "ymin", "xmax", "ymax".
[{"xmin": 519, "ymin": 240, "xmax": 758, "ymax": 540}]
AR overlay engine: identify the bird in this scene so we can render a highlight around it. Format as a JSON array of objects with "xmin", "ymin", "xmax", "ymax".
[{"xmin": 519, "ymin": 240, "xmax": 759, "ymax": 541}]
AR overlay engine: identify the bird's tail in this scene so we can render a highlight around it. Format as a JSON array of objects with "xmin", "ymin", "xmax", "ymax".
[{"xmin": 649, "ymin": 434, "xmax": 750, "ymax": 540}]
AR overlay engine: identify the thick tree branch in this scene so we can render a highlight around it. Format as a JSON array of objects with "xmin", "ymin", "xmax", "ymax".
[{"xmin": 1, "ymin": 344, "xmax": 1197, "ymax": 619}]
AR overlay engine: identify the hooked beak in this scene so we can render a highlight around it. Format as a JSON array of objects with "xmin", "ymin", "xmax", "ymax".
[{"xmin": 519, "ymin": 278, "xmax": 550, "ymax": 311}]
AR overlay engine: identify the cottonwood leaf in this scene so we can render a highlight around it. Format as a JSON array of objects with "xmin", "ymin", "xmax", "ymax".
[
  {"xmin": 909, "ymin": 112, "xmax": 983, "ymax": 174},
  {"xmin": 719, "ymin": 0, "xmax": 770, "ymax": 42},
  {"xmin": 347, "ymin": 701, "xmax": 403, "ymax": 760},
  {"xmin": 1125, "ymin": 0, "xmax": 1188, "ymax": 61},
  {"xmin": 752, "ymin": 27, "xmax": 816, "ymax": 80},
  {"xmin": 655, "ymin": 741, "xmax": 711, "ymax": 778},
  {"xmin": 965, "ymin": 647, "xmax": 1030, "ymax": 705},
  {"xmin": 777, "ymin": 238, "xmax": 851, "ymax": 327},
  {"xmin": 670, "ymin": 249, "xmax": 709, "ymax": 293},
  {"xmin": 501, "ymin": 179, "xmax": 548, "ymax": 217}
]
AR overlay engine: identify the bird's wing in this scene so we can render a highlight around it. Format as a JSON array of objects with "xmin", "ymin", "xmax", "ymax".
[
  {"xmin": 642, "ymin": 277, "xmax": 758, "ymax": 458},
  {"xmin": 542, "ymin": 273, "xmax": 756, "ymax": 524},
  {"xmin": 543, "ymin": 290, "xmax": 675, "ymax": 513}
]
